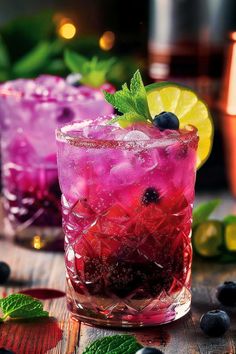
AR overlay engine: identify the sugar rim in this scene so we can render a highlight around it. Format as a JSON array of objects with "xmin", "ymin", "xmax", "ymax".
[
  {"xmin": 0, "ymin": 76, "xmax": 104, "ymax": 104},
  {"xmin": 56, "ymin": 118, "xmax": 199, "ymax": 149}
]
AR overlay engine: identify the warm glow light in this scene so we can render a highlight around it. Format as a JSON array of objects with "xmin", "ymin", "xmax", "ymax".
[
  {"xmin": 32, "ymin": 235, "xmax": 45, "ymax": 250},
  {"xmin": 230, "ymin": 32, "xmax": 236, "ymax": 41},
  {"xmin": 99, "ymin": 31, "xmax": 115, "ymax": 51},
  {"xmin": 58, "ymin": 22, "xmax": 77, "ymax": 39}
]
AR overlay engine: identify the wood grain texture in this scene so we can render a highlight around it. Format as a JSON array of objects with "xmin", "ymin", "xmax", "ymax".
[{"xmin": 0, "ymin": 193, "xmax": 235, "ymax": 353}]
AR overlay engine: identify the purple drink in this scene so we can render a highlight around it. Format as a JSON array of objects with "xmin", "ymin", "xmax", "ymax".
[
  {"xmin": 0, "ymin": 75, "xmax": 113, "ymax": 250},
  {"xmin": 56, "ymin": 119, "xmax": 198, "ymax": 326}
]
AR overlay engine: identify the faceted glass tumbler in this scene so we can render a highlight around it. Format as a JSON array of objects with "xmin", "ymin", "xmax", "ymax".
[{"xmin": 56, "ymin": 121, "xmax": 198, "ymax": 327}]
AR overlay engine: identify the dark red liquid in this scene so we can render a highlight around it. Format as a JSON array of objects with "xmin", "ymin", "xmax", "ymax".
[{"xmin": 3, "ymin": 179, "xmax": 61, "ymax": 227}]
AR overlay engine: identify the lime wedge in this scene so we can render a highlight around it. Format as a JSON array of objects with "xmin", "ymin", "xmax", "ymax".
[
  {"xmin": 224, "ymin": 223, "xmax": 236, "ymax": 252},
  {"xmin": 193, "ymin": 220, "xmax": 223, "ymax": 257},
  {"xmin": 146, "ymin": 82, "xmax": 214, "ymax": 169}
]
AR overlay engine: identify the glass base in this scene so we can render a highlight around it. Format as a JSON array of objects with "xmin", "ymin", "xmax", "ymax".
[
  {"xmin": 67, "ymin": 290, "xmax": 191, "ymax": 328},
  {"xmin": 14, "ymin": 226, "xmax": 64, "ymax": 251}
]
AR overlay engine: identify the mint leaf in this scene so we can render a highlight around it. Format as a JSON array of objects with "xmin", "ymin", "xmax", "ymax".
[
  {"xmin": 0, "ymin": 294, "xmax": 49, "ymax": 321},
  {"xmin": 104, "ymin": 70, "xmax": 152, "ymax": 126},
  {"xmin": 64, "ymin": 50, "xmax": 87, "ymax": 74},
  {"xmin": 223, "ymin": 215, "xmax": 236, "ymax": 225},
  {"xmin": 130, "ymin": 70, "xmax": 151, "ymax": 119},
  {"xmin": 192, "ymin": 199, "xmax": 221, "ymax": 229},
  {"xmin": 104, "ymin": 89, "xmax": 136, "ymax": 114},
  {"xmin": 82, "ymin": 334, "xmax": 142, "ymax": 354},
  {"xmin": 64, "ymin": 50, "xmax": 115, "ymax": 87}
]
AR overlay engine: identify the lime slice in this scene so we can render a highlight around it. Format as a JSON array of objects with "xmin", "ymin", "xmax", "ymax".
[
  {"xmin": 224, "ymin": 223, "xmax": 236, "ymax": 252},
  {"xmin": 193, "ymin": 220, "xmax": 223, "ymax": 257},
  {"xmin": 146, "ymin": 82, "xmax": 214, "ymax": 169}
]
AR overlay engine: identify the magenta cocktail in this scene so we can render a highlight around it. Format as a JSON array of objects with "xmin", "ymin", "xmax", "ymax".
[
  {"xmin": 0, "ymin": 75, "xmax": 113, "ymax": 250},
  {"xmin": 56, "ymin": 118, "xmax": 198, "ymax": 326}
]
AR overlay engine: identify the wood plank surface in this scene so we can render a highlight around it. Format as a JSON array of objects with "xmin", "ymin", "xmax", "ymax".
[{"xmin": 0, "ymin": 192, "xmax": 235, "ymax": 354}]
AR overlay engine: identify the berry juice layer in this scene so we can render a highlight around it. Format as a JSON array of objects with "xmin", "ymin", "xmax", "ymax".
[
  {"xmin": 57, "ymin": 120, "xmax": 198, "ymax": 325},
  {"xmin": 0, "ymin": 75, "xmax": 113, "ymax": 230}
]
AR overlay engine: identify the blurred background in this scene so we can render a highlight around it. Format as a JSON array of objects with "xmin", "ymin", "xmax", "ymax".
[{"xmin": 1, "ymin": 0, "xmax": 236, "ymax": 193}]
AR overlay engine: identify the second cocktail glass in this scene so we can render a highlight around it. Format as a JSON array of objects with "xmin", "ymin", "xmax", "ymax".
[{"xmin": 0, "ymin": 75, "xmax": 113, "ymax": 250}]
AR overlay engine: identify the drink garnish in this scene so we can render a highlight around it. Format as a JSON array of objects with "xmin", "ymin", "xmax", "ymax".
[
  {"xmin": 0, "ymin": 294, "xmax": 48, "ymax": 322},
  {"xmin": 146, "ymin": 82, "xmax": 213, "ymax": 168},
  {"xmin": 82, "ymin": 334, "xmax": 142, "ymax": 354},
  {"xmin": 64, "ymin": 50, "xmax": 116, "ymax": 88},
  {"xmin": 104, "ymin": 70, "xmax": 213, "ymax": 168},
  {"xmin": 104, "ymin": 70, "xmax": 153, "ymax": 127}
]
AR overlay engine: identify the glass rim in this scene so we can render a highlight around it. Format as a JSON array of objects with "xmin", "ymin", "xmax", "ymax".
[
  {"xmin": 56, "ymin": 120, "xmax": 199, "ymax": 150},
  {"xmin": 0, "ymin": 79, "xmax": 104, "ymax": 105}
]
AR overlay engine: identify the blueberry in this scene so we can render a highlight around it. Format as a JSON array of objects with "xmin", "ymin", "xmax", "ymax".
[
  {"xmin": 153, "ymin": 112, "xmax": 179, "ymax": 131},
  {"xmin": 142, "ymin": 187, "xmax": 160, "ymax": 205},
  {"xmin": 136, "ymin": 347, "xmax": 164, "ymax": 354},
  {"xmin": 0, "ymin": 261, "xmax": 10, "ymax": 284},
  {"xmin": 216, "ymin": 281, "xmax": 236, "ymax": 306},
  {"xmin": 57, "ymin": 107, "xmax": 75, "ymax": 124},
  {"xmin": 71, "ymin": 81, "xmax": 81, "ymax": 87},
  {"xmin": 0, "ymin": 348, "xmax": 15, "ymax": 354},
  {"xmin": 200, "ymin": 310, "xmax": 230, "ymax": 337}
]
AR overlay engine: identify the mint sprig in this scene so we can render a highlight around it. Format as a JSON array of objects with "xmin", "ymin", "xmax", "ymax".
[
  {"xmin": 82, "ymin": 334, "xmax": 142, "ymax": 354},
  {"xmin": 0, "ymin": 294, "xmax": 49, "ymax": 321},
  {"xmin": 104, "ymin": 70, "xmax": 152, "ymax": 127},
  {"xmin": 64, "ymin": 50, "xmax": 115, "ymax": 88}
]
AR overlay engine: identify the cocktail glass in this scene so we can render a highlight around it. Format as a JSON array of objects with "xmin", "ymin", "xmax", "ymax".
[
  {"xmin": 0, "ymin": 76, "xmax": 113, "ymax": 250},
  {"xmin": 56, "ymin": 119, "xmax": 198, "ymax": 327}
]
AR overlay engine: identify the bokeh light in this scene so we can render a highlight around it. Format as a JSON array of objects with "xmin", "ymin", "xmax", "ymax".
[
  {"xmin": 58, "ymin": 21, "xmax": 77, "ymax": 39},
  {"xmin": 99, "ymin": 31, "xmax": 115, "ymax": 51}
]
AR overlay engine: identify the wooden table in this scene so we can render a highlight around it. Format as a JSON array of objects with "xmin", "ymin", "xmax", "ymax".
[{"xmin": 0, "ymin": 193, "xmax": 236, "ymax": 354}]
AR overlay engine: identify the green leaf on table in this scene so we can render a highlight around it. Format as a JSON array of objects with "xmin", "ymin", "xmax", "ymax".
[
  {"xmin": 82, "ymin": 334, "xmax": 142, "ymax": 354},
  {"xmin": 223, "ymin": 214, "xmax": 236, "ymax": 225},
  {"xmin": 192, "ymin": 199, "xmax": 221, "ymax": 229},
  {"xmin": 104, "ymin": 70, "xmax": 152, "ymax": 126},
  {"xmin": 0, "ymin": 294, "xmax": 49, "ymax": 321}
]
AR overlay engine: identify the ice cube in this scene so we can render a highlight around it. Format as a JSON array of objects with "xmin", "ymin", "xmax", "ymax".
[
  {"xmin": 8, "ymin": 134, "xmax": 39, "ymax": 166},
  {"xmin": 123, "ymin": 130, "xmax": 150, "ymax": 141},
  {"xmin": 110, "ymin": 161, "xmax": 140, "ymax": 184}
]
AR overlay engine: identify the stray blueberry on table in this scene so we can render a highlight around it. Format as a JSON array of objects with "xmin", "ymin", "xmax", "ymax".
[
  {"xmin": 216, "ymin": 281, "xmax": 236, "ymax": 306},
  {"xmin": 200, "ymin": 310, "xmax": 230, "ymax": 337},
  {"xmin": 0, "ymin": 348, "xmax": 16, "ymax": 354},
  {"xmin": 153, "ymin": 112, "xmax": 179, "ymax": 131},
  {"xmin": 136, "ymin": 347, "xmax": 164, "ymax": 354},
  {"xmin": 0, "ymin": 261, "xmax": 11, "ymax": 284},
  {"xmin": 142, "ymin": 187, "xmax": 160, "ymax": 205}
]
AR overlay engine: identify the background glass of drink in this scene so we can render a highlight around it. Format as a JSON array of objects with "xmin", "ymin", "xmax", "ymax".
[
  {"xmin": 56, "ymin": 120, "xmax": 198, "ymax": 327},
  {"xmin": 0, "ymin": 75, "xmax": 113, "ymax": 250}
]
